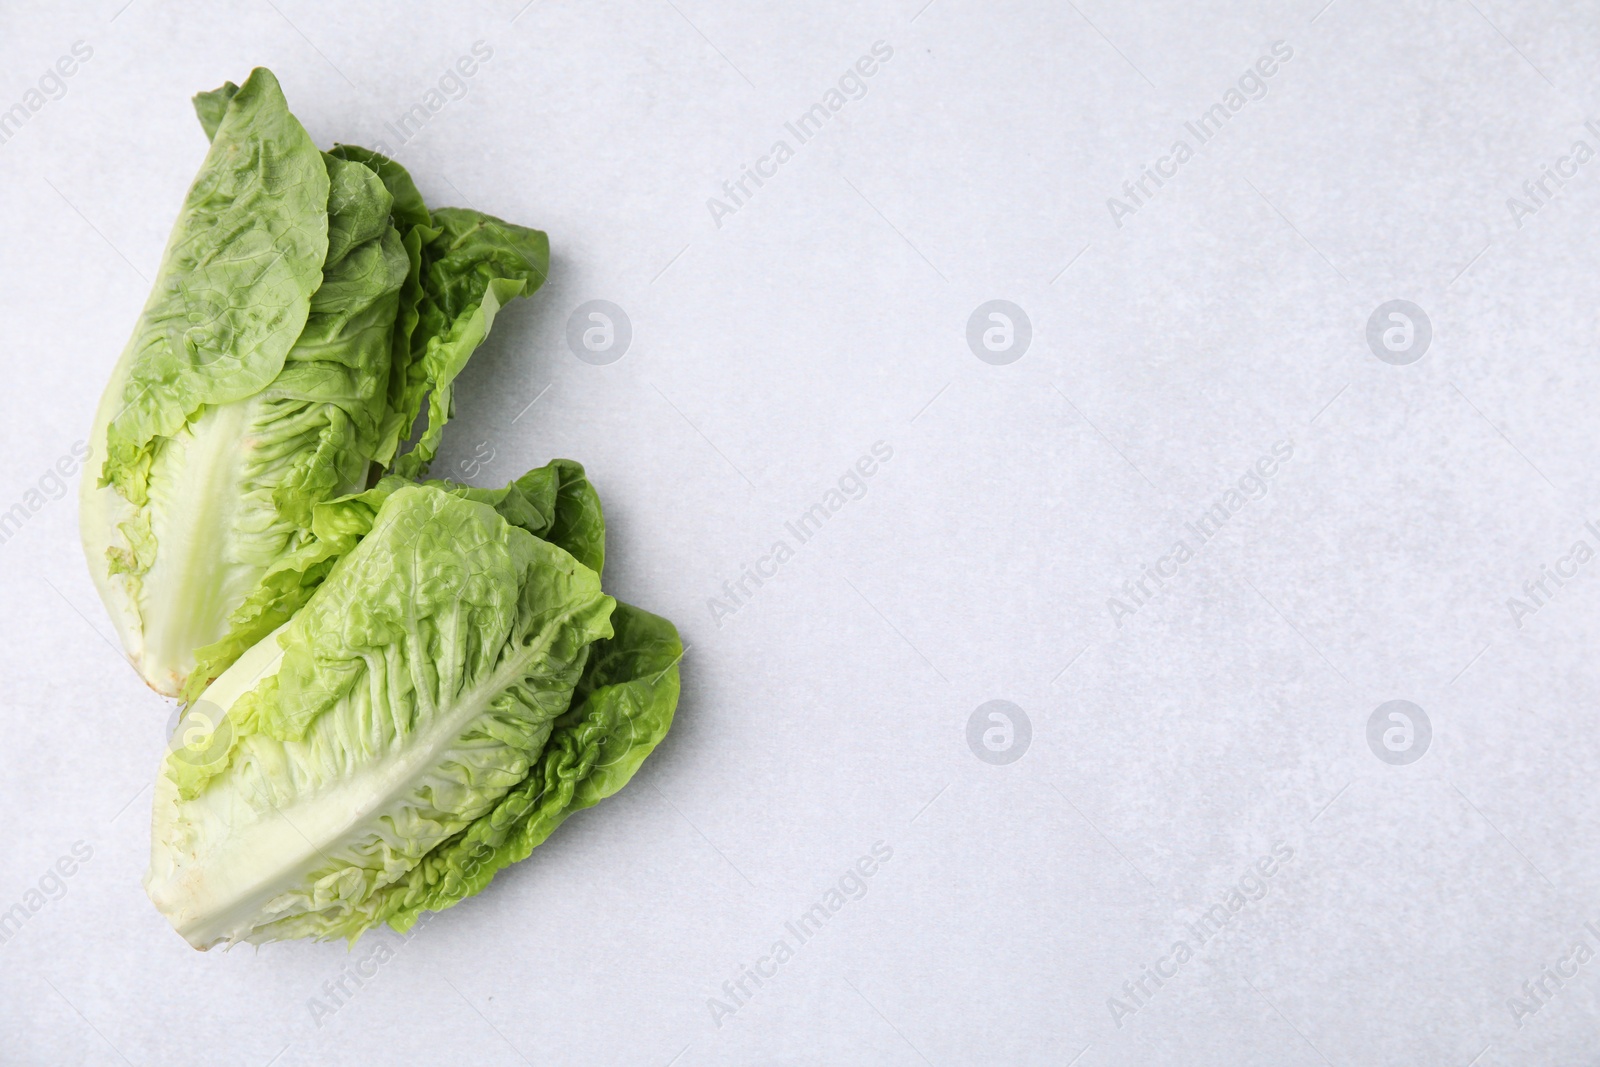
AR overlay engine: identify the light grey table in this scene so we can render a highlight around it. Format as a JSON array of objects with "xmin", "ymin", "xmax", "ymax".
[{"xmin": 2, "ymin": 1, "xmax": 1597, "ymax": 1063}]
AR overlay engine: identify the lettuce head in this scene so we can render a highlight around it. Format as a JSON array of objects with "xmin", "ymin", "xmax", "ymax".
[
  {"xmin": 146, "ymin": 474, "xmax": 681, "ymax": 947},
  {"xmin": 81, "ymin": 68, "xmax": 549, "ymax": 696}
]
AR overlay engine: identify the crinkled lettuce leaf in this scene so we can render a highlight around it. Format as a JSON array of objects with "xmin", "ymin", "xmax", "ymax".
[
  {"xmin": 146, "ymin": 485, "xmax": 617, "ymax": 947},
  {"xmin": 151, "ymin": 471, "xmax": 681, "ymax": 946},
  {"xmin": 80, "ymin": 69, "xmax": 551, "ymax": 697},
  {"xmin": 326, "ymin": 145, "xmax": 550, "ymax": 480},
  {"xmin": 387, "ymin": 208, "xmax": 549, "ymax": 478},
  {"xmin": 379, "ymin": 600, "xmax": 681, "ymax": 933},
  {"xmin": 84, "ymin": 138, "xmax": 405, "ymax": 694},
  {"xmin": 192, "ymin": 80, "xmax": 239, "ymax": 141},
  {"xmin": 96, "ymin": 67, "xmax": 329, "ymax": 508},
  {"xmin": 327, "ymin": 143, "xmax": 438, "ymax": 472}
]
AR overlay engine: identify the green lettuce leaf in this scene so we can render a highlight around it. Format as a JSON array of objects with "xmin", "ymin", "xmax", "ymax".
[
  {"xmin": 98, "ymin": 69, "xmax": 330, "ymax": 505},
  {"xmin": 146, "ymin": 485, "xmax": 617, "ymax": 947},
  {"xmin": 193, "ymin": 81, "xmax": 239, "ymax": 141},
  {"xmin": 81, "ymin": 109, "xmax": 408, "ymax": 694},
  {"xmin": 81, "ymin": 70, "xmax": 552, "ymax": 697},
  {"xmin": 328, "ymin": 143, "xmax": 431, "ymax": 232},
  {"xmin": 379, "ymin": 601, "xmax": 682, "ymax": 933},
  {"xmin": 326, "ymin": 144, "xmax": 438, "ymax": 474},
  {"xmin": 328, "ymin": 147, "xmax": 551, "ymax": 481},
  {"xmin": 387, "ymin": 208, "xmax": 549, "ymax": 478},
  {"xmin": 81, "ymin": 68, "xmax": 332, "ymax": 693}
]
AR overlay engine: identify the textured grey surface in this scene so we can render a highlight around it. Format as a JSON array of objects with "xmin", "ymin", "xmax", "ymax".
[{"xmin": 3, "ymin": 1, "xmax": 1600, "ymax": 1064}]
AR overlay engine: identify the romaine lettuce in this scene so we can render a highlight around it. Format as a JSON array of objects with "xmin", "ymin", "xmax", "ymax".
[
  {"xmin": 146, "ymin": 479, "xmax": 681, "ymax": 946},
  {"xmin": 81, "ymin": 68, "xmax": 549, "ymax": 696}
]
